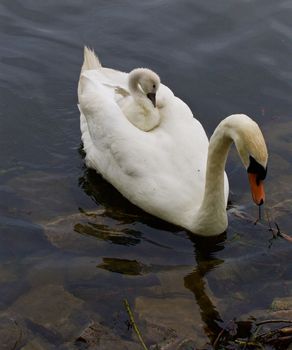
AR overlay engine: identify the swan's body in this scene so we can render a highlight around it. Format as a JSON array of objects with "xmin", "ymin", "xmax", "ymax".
[{"xmin": 78, "ymin": 47, "xmax": 268, "ymax": 236}]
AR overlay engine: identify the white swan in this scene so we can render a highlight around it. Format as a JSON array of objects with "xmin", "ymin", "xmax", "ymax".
[
  {"xmin": 78, "ymin": 47, "xmax": 268, "ymax": 236},
  {"xmin": 79, "ymin": 47, "xmax": 162, "ymax": 131}
]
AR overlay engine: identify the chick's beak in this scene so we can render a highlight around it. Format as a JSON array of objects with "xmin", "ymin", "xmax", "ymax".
[
  {"xmin": 147, "ymin": 93, "xmax": 156, "ymax": 107},
  {"xmin": 248, "ymin": 173, "xmax": 265, "ymax": 205}
]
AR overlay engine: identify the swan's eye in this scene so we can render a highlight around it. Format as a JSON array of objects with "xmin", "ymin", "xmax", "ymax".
[{"xmin": 247, "ymin": 156, "xmax": 267, "ymax": 184}]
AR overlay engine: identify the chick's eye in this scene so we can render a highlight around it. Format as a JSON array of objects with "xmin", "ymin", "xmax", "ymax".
[{"xmin": 153, "ymin": 84, "xmax": 156, "ymax": 88}]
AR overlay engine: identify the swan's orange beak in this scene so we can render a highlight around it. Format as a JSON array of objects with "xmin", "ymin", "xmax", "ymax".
[{"xmin": 248, "ymin": 173, "xmax": 265, "ymax": 205}]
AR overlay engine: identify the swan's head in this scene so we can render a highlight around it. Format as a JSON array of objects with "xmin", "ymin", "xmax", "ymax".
[
  {"xmin": 129, "ymin": 68, "xmax": 160, "ymax": 107},
  {"xmin": 227, "ymin": 114, "xmax": 268, "ymax": 205}
]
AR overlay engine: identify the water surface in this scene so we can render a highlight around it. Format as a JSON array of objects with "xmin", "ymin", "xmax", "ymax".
[{"xmin": 0, "ymin": 1, "xmax": 292, "ymax": 349}]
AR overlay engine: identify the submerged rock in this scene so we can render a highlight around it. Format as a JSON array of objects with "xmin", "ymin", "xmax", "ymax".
[
  {"xmin": 8, "ymin": 284, "xmax": 85, "ymax": 342},
  {"xmin": 0, "ymin": 315, "xmax": 26, "ymax": 350},
  {"xmin": 135, "ymin": 295, "xmax": 207, "ymax": 349},
  {"xmin": 7, "ymin": 171, "xmax": 76, "ymax": 222},
  {"xmin": 20, "ymin": 338, "xmax": 54, "ymax": 350},
  {"xmin": 43, "ymin": 210, "xmax": 142, "ymax": 251},
  {"xmin": 271, "ymin": 296, "xmax": 292, "ymax": 311},
  {"xmin": 0, "ymin": 264, "xmax": 17, "ymax": 283},
  {"xmin": 43, "ymin": 212, "xmax": 97, "ymax": 250},
  {"xmin": 74, "ymin": 321, "xmax": 141, "ymax": 350}
]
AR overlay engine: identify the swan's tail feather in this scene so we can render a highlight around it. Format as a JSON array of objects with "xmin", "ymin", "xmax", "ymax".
[{"xmin": 81, "ymin": 46, "xmax": 102, "ymax": 72}]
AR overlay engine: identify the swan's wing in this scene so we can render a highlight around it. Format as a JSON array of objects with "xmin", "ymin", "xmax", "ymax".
[
  {"xmin": 97, "ymin": 67, "xmax": 129, "ymax": 90},
  {"xmin": 84, "ymin": 67, "xmax": 131, "ymax": 105},
  {"xmin": 78, "ymin": 70, "xmax": 150, "ymax": 178}
]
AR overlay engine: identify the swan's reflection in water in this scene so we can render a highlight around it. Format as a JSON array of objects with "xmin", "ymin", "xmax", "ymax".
[
  {"xmin": 78, "ymin": 166, "xmax": 232, "ymax": 345},
  {"xmin": 96, "ymin": 245, "xmax": 226, "ymax": 343},
  {"xmin": 74, "ymin": 220, "xmax": 142, "ymax": 246},
  {"xmin": 77, "ymin": 167, "xmax": 182, "ymax": 242},
  {"xmin": 185, "ymin": 234, "xmax": 226, "ymax": 342}
]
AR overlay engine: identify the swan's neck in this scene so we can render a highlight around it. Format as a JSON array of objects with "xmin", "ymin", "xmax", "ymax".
[
  {"xmin": 191, "ymin": 124, "xmax": 232, "ymax": 236},
  {"xmin": 128, "ymin": 71, "xmax": 152, "ymax": 110}
]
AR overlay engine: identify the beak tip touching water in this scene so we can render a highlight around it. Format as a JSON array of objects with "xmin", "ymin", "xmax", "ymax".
[{"xmin": 248, "ymin": 173, "xmax": 265, "ymax": 206}]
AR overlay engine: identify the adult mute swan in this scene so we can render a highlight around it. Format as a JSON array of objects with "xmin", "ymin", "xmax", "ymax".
[{"xmin": 78, "ymin": 47, "xmax": 268, "ymax": 236}]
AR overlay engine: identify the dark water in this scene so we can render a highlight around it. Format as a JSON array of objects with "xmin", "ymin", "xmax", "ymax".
[{"xmin": 0, "ymin": 1, "xmax": 292, "ymax": 349}]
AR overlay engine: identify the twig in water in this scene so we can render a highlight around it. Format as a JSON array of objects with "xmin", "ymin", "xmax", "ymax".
[
  {"xmin": 275, "ymin": 222, "xmax": 281, "ymax": 235},
  {"xmin": 258, "ymin": 205, "xmax": 262, "ymax": 221},
  {"xmin": 212, "ymin": 327, "xmax": 225, "ymax": 349},
  {"xmin": 265, "ymin": 209, "xmax": 274, "ymax": 234},
  {"xmin": 123, "ymin": 299, "xmax": 148, "ymax": 350},
  {"xmin": 235, "ymin": 339, "xmax": 264, "ymax": 349},
  {"xmin": 274, "ymin": 221, "xmax": 292, "ymax": 242},
  {"xmin": 264, "ymin": 208, "xmax": 292, "ymax": 242},
  {"xmin": 213, "ymin": 319, "xmax": 237, "ymax": 349},
  {"xmin": 254, "ymin": 205, "xmax": 263, "ymax": 225}
]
